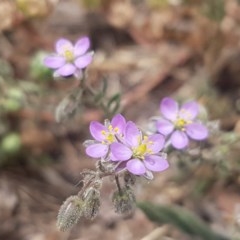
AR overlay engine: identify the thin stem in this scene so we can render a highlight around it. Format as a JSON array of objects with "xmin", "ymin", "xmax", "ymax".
[
  {"xmin": 77, "ymin": 168, "xmax": 117, "ymax": 198},
  {"xmin": 115, "ymin": 175, "xmax": 123, "ymax": 196},
  {"xmin": 79, "ymin": 72, "xmax": 110, "ymax": 117}
]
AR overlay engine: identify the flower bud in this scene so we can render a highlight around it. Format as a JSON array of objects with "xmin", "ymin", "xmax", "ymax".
[
  {"xmin": 57, "ymin": 195, "xmax": 84, "ymax": 231},
  {"xmin": 83, "ymin": 187, "xmax": 100, "ymax": 220},
  {"xmin": 112, "ymin": 187, "xmax": 136, "ymax": 215}
]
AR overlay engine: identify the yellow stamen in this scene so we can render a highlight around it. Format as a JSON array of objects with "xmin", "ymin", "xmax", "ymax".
[
  {"xmin": 106, "ymin": 134, "xmax": 114, "ymax": 143},
  {"xmin": 64, "ymin": 50, "xmax": 74, "ymax": 62}
]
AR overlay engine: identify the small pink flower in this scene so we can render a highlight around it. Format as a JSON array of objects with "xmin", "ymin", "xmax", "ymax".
[
  {"xmin": 110, "ymin": 121, "xmax": 169, "ymax": 176},
  {"xmin": 85, "ymin": 114, "xmax": 126, "ymax": 158},
  {"xmin": 44, "ymin": 37, "xmax": 93, "ymax": 78},
  {"xmin": 157, "ymin": 97, "xmax": 208, "ymax": 149}
]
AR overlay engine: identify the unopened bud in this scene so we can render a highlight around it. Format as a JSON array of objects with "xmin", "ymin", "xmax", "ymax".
[
  {"xmin": 112, "ymin": 187, "xmax": 136, "ymax": 215},
  {"xmin": 83, "ymin": 187, "xmax": 101, "ymax": 220},
  {"xmin": 57, "ymin": 195, "xmax": 84, "ymax": 231}
]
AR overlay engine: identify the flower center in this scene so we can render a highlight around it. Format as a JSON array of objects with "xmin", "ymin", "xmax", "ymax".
[
  {"xmin": 101, "ymin": 125, "xmax": 120, "ymax": 144},
  {"xmin": 175, "ymin": 118, "xmax": 186, "ymax": 129},
  {"xmin": 64, "ymin": 49, "xmax": 74, "ymax": 62},
  {"xmin": 133, "ymin": 137, "xmax": 153, "ymax": 160},
  {"xmin": 174, "ymin": 117, "xmax": 192, "ymax": 130}
]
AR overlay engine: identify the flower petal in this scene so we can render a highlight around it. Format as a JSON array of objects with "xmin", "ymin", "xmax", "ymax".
[
  {"xmin": 55, "ymin": 38, "xmax": 73, "ymax": 54},
  {"xmin": 160, "ymin": 97, "xmax": 178, "ymax": 121},
  {"xmin": 144, "ymin": 155, "xmax": 169, "ymax": 172},
  {"xmin": 110, "ymin": 142, "xmax": 132, "ymax": 161},
  {"xmin": 86, "ymin": 143, "xmax": 108, "ymax": 158},
  {"xmin": 126, "ymin": 159, "xmax": 146, "ymax": 175},
  {"xmin": 170, "ymin": 130, "xmax": 189, "ymax": 149},
  {"xmin": 54, "ymin": 63, "xmax": 76, "ymax": 77},
  {"xmin": 74, "ymin": 37, "xmax": 90, "ymax": 56},
  {"xmin": 186, "ymin": 123, "xmax": 208, "ymax": 140},
  {"xmin": 43, "ymin": 55, "xmax": 65, "ymax": 69},
  {"xmin": 90, "ymin": 121, "xmax": 107, "ymax": 141},
  {"xmin": 147, "ymin": 134, "xmax": 165, "ymax": 153},
  {"xmin": 74, "ymin": 53, "xmax": 93, "ymax": 69},
  {"xmin": 180, "ymin": 101, "xmax": 199, "ymax": 120},
  {"xmin": 124, "ymin": 121, "xmax": 141, "ymax": 147},
  {"xmin": 111, "ymin": 114, "xmax": 126, "ymax": 134},
  {"xmin": 156, "ymin": 119, "xmax": 174, "ymax": 136}
]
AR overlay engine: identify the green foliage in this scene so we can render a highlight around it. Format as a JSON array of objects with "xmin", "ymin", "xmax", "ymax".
[
  {"xmin": 201, "ymin": 0, "xmax": 225, "ymax": 21},
  {"xmin": 30, "ymin": 51, "xmax": 53, "ymax": 81},
  {"xmin": 138, "ymin": 202, "xmax": 230, "ymax": 240},
  {"xmin": 107, "ymin": 93, "xmax": 121, "ymax": 117}
]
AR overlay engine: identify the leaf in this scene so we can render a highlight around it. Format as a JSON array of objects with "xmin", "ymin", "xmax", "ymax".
[
  {"xmin": 107, "ymin": 93, "xmax": 121, "ymax": 116},
  {"xmin": 138, "ymin": 202, "xmax": 230, "ymax": 240}
]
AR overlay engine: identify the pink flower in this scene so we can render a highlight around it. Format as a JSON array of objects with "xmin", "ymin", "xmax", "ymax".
[
  {"xmin": 110, "ymin": 121, "xmax": 169, "ymax": 176},
  {"xmin": 156, "ymin": 97, "xmax": 208, "ymax": 149},
  {"xmin": 44, "ymin": 37, "xmax": 93, "ymax": 78},
  {"xmin": 85, "ymin": 114, "xmax": 126, "ymax": 158}
]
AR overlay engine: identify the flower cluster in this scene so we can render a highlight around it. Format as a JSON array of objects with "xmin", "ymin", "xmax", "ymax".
[
  {"xmin": 44, "ymin": 37, "xmax": 93, "ymax": 78},
  {"xmin": 155, "ymin": 97, "xmax": 208, "ymax": 149},
  {"xmin": 85, "ymin": 114, "xmax": 169, "ymax": 177},
  {"xmin": 45, "ymin": 36, "xmax": 211, "ymax": 232}
]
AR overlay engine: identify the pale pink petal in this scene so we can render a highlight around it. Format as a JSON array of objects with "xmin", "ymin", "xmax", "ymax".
[
  {"xmin": 74, "ymin": 53, "xmax": 93, "ymax": 69},
  {"xmin": 124, "ymin": 121, "xmax": 141, "ymax": 147},
  {"xmin": 111, "ymin": 114, "xmax": 126, "ymax": 134},
  {"xmin": 43, "ymin": 55, "xmax": 65, "ymax": 69},
  {"xmin": 90, "ymin": 121, "xmax": 107, "ymax": 141},
  {"xmin": 86, "ymin": 144, "xmax": 108, "ymax": 158},
  {"xmin": 126, "ymin": 159, "xmax": 146, "ymax": 175},
  {"xmin": 170, "ymin": 130, "xmax": 189, "ymax": 149},
  {"xmin": 180, "ymin": 101, "xmax": 199, "ymax": 120},
  {"xmin": 144, "ymin": 155, "xmax": 169, "ymax": 172},
  {"xmin": 147, "ymin": 134, "xmax": 165, "ymax": 153},
  {"xmin": 74, "ymin": 37, "xmax": 90, "ymax": 56},
  {"xmin": 156, "ymin": 118, "xmax": 174, "ymax": 136},
  {"xmin": 160, "ymin": 97, "xmax": 178, "ymax": 121},
  {"xmin": 54, "ymin": 63, "xmax": 76, "ymax": 77},
  {"xmin": 110, "ymin": 142, "xmax": 132, "ymax": 161},
  {"xmin": 186, "ymin": 123, "xmax": 208, "ymax": 140},
  {"xmin": 55, "ymin": 38, "xmax": 73, "ymax": 54}
]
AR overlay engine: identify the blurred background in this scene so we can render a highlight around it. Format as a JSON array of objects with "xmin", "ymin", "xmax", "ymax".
[{"xmin": 1, "ymin": 0, "xmax": 240, "ymax": 239}]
